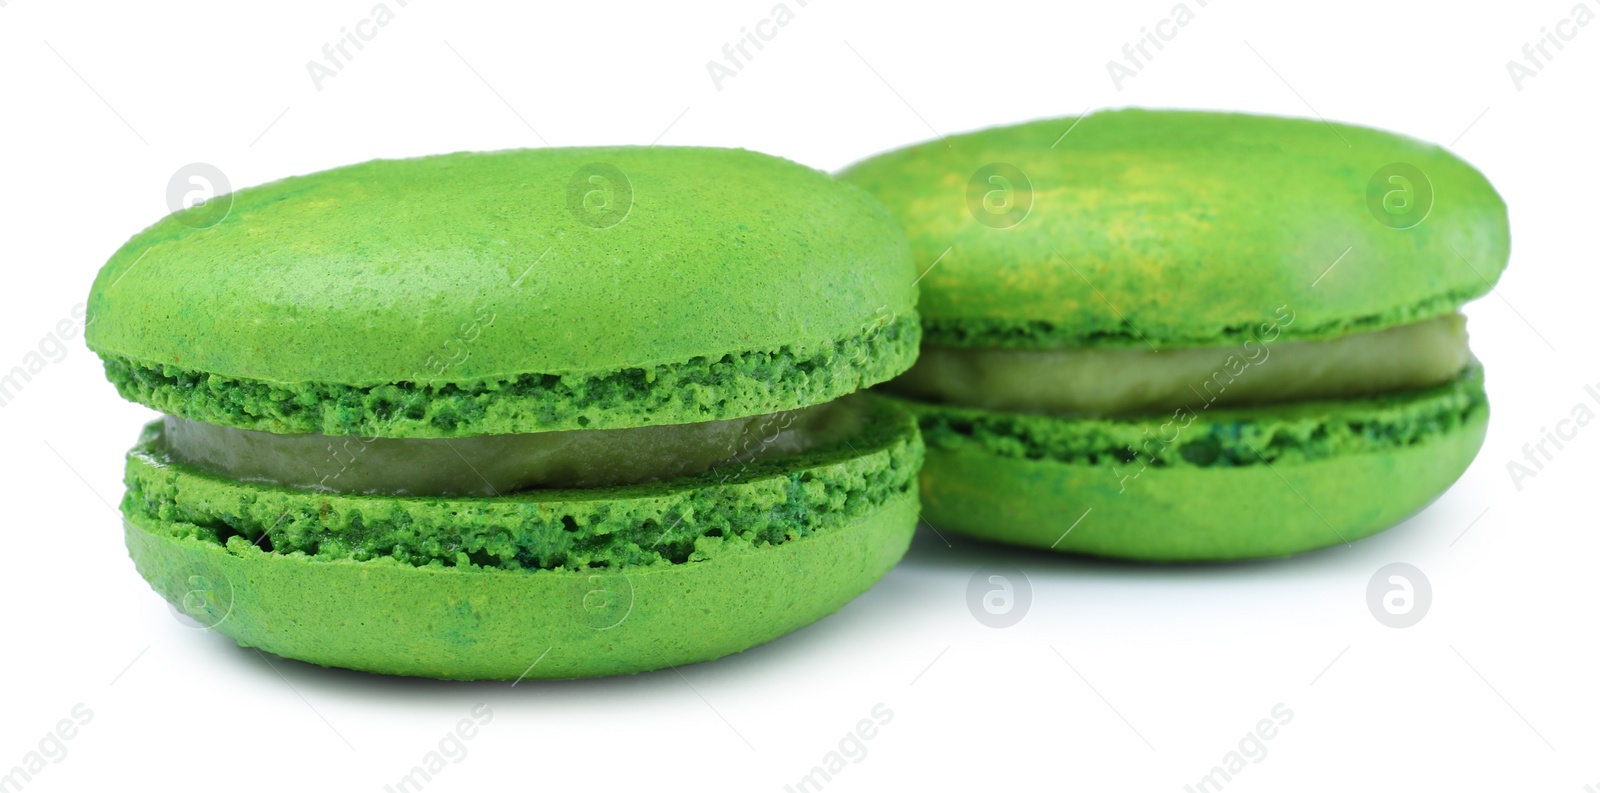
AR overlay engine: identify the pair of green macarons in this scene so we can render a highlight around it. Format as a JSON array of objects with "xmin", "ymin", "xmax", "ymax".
[{"xmin": 87, "ymin": 109, "xmax": 1510, "ymax": 680}]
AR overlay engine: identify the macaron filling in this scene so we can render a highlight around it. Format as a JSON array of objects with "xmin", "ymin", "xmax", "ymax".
[
  {"xmin": 159, "ymin": 396, "xmax": 872, "ymax": 497},
  {"xmin": 124, "ymin": 397, "xmax": 923, "ymax": 571},
  {"xmin": 888, "ymin": 313, "xmax": 1469, "ymax": 417}
]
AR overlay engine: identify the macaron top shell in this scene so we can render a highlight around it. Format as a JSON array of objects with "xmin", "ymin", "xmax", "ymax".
[
  {"xmin": 838, "ymin": 109, "xmax": 1510, "ymax": 349},
  {"xmin": 88, "ymin": 147, "xmax": 917, "ymax": 385}
]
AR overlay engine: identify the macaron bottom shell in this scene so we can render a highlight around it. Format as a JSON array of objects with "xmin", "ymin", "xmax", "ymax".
[
  {"xmin": 895, "ymin": 368, "xmax": 1489, "ymax": 561},
  {"xmin": 125, "ymin": 494, "xmax": 917, "ymax": 680},
  {"xmin": 120, "ymin": 396, "xmax": 923, "ymax": 680}
]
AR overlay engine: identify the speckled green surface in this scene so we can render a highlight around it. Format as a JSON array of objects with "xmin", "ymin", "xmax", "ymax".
[
  {"xmin": 122, "ymin": 401, "xmax": 922, "ymax": 679},
  {"xmin": 87, "ymin": 146, "xmax": 919, "ymax": 432},
  {"xmin": 124, "ymin": 400, "xmax": 921, "ymax": 570},
  {"xmin": 99, "ymin": 314, "xmax": 918, "ymax": 437},
  {"xmin": 838, "ymin": 109, "xmax": 1510, "ymax": 348},
  {"xmin": 892, "ymin": 365, "xmax": 1487, "ymax": 560}
]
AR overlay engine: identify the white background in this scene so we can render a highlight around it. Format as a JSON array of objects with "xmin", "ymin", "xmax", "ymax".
[{"xmin": 1, "ymin": 1, "xmax": 1596, "ymax": 791}]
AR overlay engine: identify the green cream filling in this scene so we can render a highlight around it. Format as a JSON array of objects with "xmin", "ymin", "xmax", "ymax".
[
  {"xmin": 901, "ymin": 362, "xmax": 1487, "ymax": 469},
  {"xmin": 160, "ymin": 397, "xmax": 868, "ymax": 497},
  {"xmin": 889, "ymin": 314, "xmax": 1470, "ymax": 417},
  {"xmin": 123, "ymin": 397, "xmax": 923, "ymax": 571}
]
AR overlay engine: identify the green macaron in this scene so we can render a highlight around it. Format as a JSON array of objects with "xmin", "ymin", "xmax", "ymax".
[
  {"xmin": 839, "ymin": 109, "xmax": 1509, "ymax": 561},
  {"xmin": 89, "ymin": 146, "xmax": 924, "ymax": 679}
]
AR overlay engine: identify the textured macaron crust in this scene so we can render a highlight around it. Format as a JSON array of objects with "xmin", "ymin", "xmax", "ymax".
[
  {"xmin": 897, "ymin": 365, "xmax": 1487, "ymax": 560},
  {"xmin": 122, "ymin": 400, "xmax": 922, "ymax": 679},
  {"xmin": 96, "ymin": 316, "xmax": 916, "ymax": 438},
  {"xmin": 126, "ymin": 500, "xmax": 917, "ymax": 680},
  {"xmin": 88, "ymin": 147, "xmax": 919, "ymax": 436},
  {"xmin": 838, "ymin": 109, "xmax": 1509, "ymax": 349}
]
